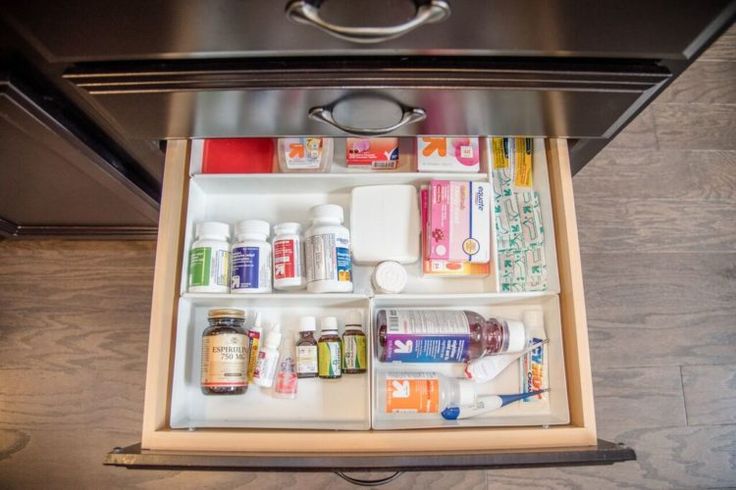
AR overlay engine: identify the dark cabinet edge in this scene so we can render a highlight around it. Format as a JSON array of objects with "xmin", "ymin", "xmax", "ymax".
[
  {"xmin": 0, "ymin": 217, "xmax": 158, "ymax": 240},
  {"xmin": 104, "ymin": 439, "xmax": 635, "ymax": 472}
]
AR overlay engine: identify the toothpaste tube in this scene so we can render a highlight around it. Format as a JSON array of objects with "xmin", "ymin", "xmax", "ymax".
[{"xmin": 520, "ymin": 310, "xmax": 547, "ymax": 403}]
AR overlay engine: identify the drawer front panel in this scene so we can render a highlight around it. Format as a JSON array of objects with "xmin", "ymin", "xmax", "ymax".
[
  {"xmin": 66, "ymin": 59, "xmax": 669, "ymax": 139},
  {"xmin": 4, "ymin": 0, "xmax": 732, "ymax": 61}
]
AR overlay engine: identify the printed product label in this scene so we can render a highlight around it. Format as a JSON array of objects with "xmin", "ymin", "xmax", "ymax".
[
  {"xmin": 385, "ymin": 373, "xmax": 440, "ymax": 413},
  {"xmin": 306, "ymin": 234, "xmax": 352, "ymax": 283},
  {"xmin": 284, "ymin": 137, "xmax": 323, "ymax": 169},
  {"xmin": 246, "ymin": 330, "xmax": 260, "ymax": 381},
  {"xmin": 273, "ymin": 239, "xmax": 301, "ymax": 280},
  {"xmin": 514, "ymin": 137, "xmax": 533, "ymax": 189},
  {"xmin": 318, "ymin": 341, "xmax": 342, "ymax": 377},
  {"xmin": 521, "ymin": 337, "xmax": 545, "ymax": 402},
  {"xmin": 382, "ymin": 310, "xmax": 471, "ymax": 362},
  {"xmin": 342, "ymin": 334, "xmax": 367, "ymax": 371},
  {"xmin": 189, "ymin": 247, "xmax": 230, "ymax": 288},
  {"xmin": 201, "ymin": 333, "xmax": 248, "ymax": 387},
  {"xmin": 296, "ymin": 345, "xmax": 318, "ymax": 374},
  {"xmin": 492, "ymin": 137, "xmax": 508, "ymax": 169},
  {"xmin": 231, "ymin": 246, "xmax": 270, "ymax": 291},
  {"xmin": 253, "ymin": 350, "xmax": 278, "ymax": 384}
]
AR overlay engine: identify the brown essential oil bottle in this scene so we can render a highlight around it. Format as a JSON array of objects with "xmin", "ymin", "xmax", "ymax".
[
  {"xmin": 201, "ymin": 308, "xmax": 249, "ymax": 395},
  {"xmin": 318, "ymin": 316, "xmax": 342, "ymax": 379},
  {"xmin": 342, "ymin": 309, "xmax": 367, "ymax": 374},
  {"xmin": 296, "ymin": 316, "xmax": 318, "ymax": 379}
]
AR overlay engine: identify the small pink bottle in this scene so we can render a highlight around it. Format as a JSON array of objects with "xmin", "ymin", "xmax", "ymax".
[{"xmin": 273, "ymin": 347, "xmax": 298, "ymax": 399}]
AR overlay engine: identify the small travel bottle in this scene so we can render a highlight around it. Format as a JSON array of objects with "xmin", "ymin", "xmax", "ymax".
[
  {"xmin": 296, "ymin": 316, "xmax": 319, "ymax": 379},
  {"xmin": 318, "ymin": 317, "xmax": 342, "ymax": 379},
  {"xmin": 253, "ymin": 323, "xmax": 282, "ymax": 388},
  {"xmin": 274, "ymin": 344, "xmax": 298, "ymax": 399}
]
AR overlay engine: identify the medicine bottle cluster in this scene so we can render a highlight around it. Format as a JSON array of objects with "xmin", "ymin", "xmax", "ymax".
[{"xmin": 187, "ymin": 204, "xmax": 353, "ymax": 294}]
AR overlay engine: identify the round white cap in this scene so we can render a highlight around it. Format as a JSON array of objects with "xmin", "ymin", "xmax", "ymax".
[
  {"xmin": 522, "ymin": 310, "xmax": 544, "ymax": 330},
  {"xmin": 274, "ymin": 222, "xmax": 302, "ymax": 235},
  {"xmin": 235, "ymin": 219, "xmax": 270, "ymax": 239},
  {"xmin": 309, "ymin": 204, "xmax": 344, "ymax": 223},
  {"xmin": 345, "ymin": 309, "xmax": 363, "ymax": 330},
  {"xmin": 196, "ymin": 221, "xmax": 230, "ymax": 240},
  {"xmin": 458, "ymin": 380, "xmax": 477, "ymax": 407},
  {"xmin": 321, "ymin": 316, "xmax": 339, "ymax": 332},
  {"xmin": 264, "ymin": 323, "xmax": 282, "ymax": 349},
  {"xmin": 371, "ymin": 261, "xmax": 407, "ymax": 294},
  {"xmin": 506, "ymin": 319, "xmax": 527, "ymax": 353},
  {"xmin": 299, "ymin": 316, "xmax": 316, "ymax": 332}
]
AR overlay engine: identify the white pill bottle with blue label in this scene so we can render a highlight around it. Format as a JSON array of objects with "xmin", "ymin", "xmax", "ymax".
[
  {"xmin": 231, "ymin": 219, "xmax": 272, "ymax": 294},
  {"xmin": 304, "ymin": 204, "xmax": 353, "ymax": 293}
]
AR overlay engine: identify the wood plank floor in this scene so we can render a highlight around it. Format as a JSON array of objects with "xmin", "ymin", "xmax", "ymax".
[{"xmin": 1, "ymin": 29, "xmax": 735, "ymax": 490}]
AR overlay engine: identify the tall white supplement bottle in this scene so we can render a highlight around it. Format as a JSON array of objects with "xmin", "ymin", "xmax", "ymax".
[
  {"xmin": 304, "ymin": 204, "xmax": 353, "ymax": 293},
  {"xmin": 188, "ymin": 221, "xmax": 231, "ymax": 293},
  {"xmin": 231, "ymin": 219, "xmax": 272, "ymax": 294}
]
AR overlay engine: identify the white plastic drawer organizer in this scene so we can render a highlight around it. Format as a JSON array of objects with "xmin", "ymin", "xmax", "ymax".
[{"xmin": 142, "ymin": 138, "xmax": 597, "ymax": 453}]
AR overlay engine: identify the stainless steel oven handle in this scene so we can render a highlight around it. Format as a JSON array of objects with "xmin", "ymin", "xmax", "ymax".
[
  {"xmin": 285, "ymin": 0, "xmax": 450, "ymax": 44},
  {"xmin": 308, "ymin": 105, "xmax": 426, "ymax": 136}
]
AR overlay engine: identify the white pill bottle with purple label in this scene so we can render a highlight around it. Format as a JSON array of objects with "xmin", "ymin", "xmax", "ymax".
[{"xmin": 231, "ymin": 219, "xmax": 272, "ymax": 294}]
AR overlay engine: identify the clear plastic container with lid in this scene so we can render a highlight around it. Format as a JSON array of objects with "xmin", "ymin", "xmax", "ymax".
[
  {"xmin": 272, "ymin": 222, "xmax": 306, "ymax": 291},
  {"xmin": 200, "ymin": 308, "xmax": 249, "ymax": 395},
  {"xmin": 231, "ymin": 219, "xmax": 272, "ymax": 294},
  {"xmin": 188, "ymin": 221, "xmax": 231, "ymax": 293},
  {"xmin": 277, "ymin": 137, "xmax": 333, "ymax": 173},
  {"xmin": 304, "ymin": 204, "xmax": 353, "ymax": 293}
]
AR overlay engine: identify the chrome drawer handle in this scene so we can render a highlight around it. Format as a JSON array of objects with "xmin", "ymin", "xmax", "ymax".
[
  {"xmin": 285, "ymin": 0, "xmax": 450, "ymax": 44},
  {"xmin": 309, "ymin": 105, "xmax": 426, "ymax": 136}
]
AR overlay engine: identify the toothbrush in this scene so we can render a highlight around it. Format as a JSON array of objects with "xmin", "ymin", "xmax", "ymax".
[{"xmin": 441, "ymin": 389, "xmax": 549, "ymax": 420}]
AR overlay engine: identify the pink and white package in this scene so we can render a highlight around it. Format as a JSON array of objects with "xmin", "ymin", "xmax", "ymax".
[{"xmin": 417, "ymin": 137, "xmax": 480, "ymax": 173}]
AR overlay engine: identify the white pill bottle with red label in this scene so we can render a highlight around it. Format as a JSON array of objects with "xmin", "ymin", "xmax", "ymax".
[{"xmin": 272, "ymin": 222, "xmax": 306, "ymax": 291}]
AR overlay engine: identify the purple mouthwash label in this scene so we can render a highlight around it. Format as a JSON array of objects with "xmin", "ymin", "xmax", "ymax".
[{"xmin": 383, "ymin": 310, "xmax": 471, "ymax": 363}]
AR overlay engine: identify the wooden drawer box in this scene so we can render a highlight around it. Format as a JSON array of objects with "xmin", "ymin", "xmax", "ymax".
[{"xmin": 104, "ymin": 138, "xmax": 635, "ymax": 472}]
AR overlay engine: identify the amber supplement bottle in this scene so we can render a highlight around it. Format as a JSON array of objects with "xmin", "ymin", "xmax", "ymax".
[
  {"xmin": 201, "ymin": 308, "xmax": 249, "ymax": 395},
  {"xmin": 296, "ymin": 316, "xmax": 318, "ymax": 379},
  {"xmin": 318, "ymin": 317, "xmax": 342, "ymax": 379},
  {"xmin": 342, "ymin": 309, "xmax": 367, "ymax": 374}
]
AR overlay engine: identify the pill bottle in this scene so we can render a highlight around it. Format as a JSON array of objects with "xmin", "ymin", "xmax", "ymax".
[
  {"xmin": 296, "ymin": 316, "xmax": 319, "ymax": 379},
  {"xmin": 305, "ymin": 204, "xmax": 353, "ymax": 293},
  {"xmin": 375, "ymin": 309, "xmax": 526, "ymax": 363},
  {"xmin": 253, "ymin": 323, "xmax": 282, "ymax": 388},
  {"xmin": 342, "ymin": 309, "xmax": 367, "ymax": 374},
  {"xmin": 272, "ymin": 222, "xmax": 306, "ymax": 291},
  {"xmin": 278, "ymin": 137, "xmax": 333, "ymax": 173},
  {"xmin": 200, "ymin": 308, "xmax": 249, "ymax": 395},
  {"xmin": 318, "ymin": 317, "xmax": 342, "ymax": 379},
  {"xmin": 378, "ymin": 371, "xmax": 478, "ymax": 415},
  {"xmin": 231, "ymin": 219, "xmax": 272, "ymax": 294},
  {"xmin": 188, "ymin": 221, "xmax": 231, "ymax": 293}
]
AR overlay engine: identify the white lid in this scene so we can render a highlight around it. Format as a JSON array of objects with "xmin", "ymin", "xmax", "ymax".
[
  {"xmin": 344, "ymin": 309, "xmax": 363, "ymax": 330},
  {"xmin": 506, "ymin": 319, "xmax": 527, "ymax": 353},
  {"xmin": 274, "ymin": 222, "xmax": 302, "ymax": 235},
  {"xmin": 196, "ymin": 221, "xmax": 230, "ymax": 240},
  {"xmin": 235, "ymin": 219, "xmax": 270, "ymax": 239},
  {"xmin": 321, "ymin": 316, "xmax": 339, "ymax": 332},
  {"xmin": 310, "ymin": 204, "xmax": 344, "ymax": 223},
  {"xmin": 522, "ymin": 310, "xmax": 544, "ymax": 330},
  {"xmin": 458, "ymin": 380, "xmax": 477, "ymax": 407},
  {"xmin": 299, "ymin": 316, "xmax": 316, "ymax": 332},
  {"xmin": 264, "ymin": 323, "xmax": 282, "ymax": 349},
  {"xmin": 372, "ymin": 261, "xmax": 408, "ymax": 294}
]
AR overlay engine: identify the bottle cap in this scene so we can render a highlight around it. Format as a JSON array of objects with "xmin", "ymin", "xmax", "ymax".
[
  {"xmin": 522, "ymin": 310, "xmax": 544, "ymax": 330},
  {"xmin": 344, "ymin": 309, "xmax": 363, "ymax": 330},
  {"xmin": 299, "ymin": 316, "xmax": 317, "ymax": 332},
  {"xmin": 196, "ymin": 221, "xmax": 230, "ymax": 240},
  {"xmin": 207, "ymin": 308, "xmax": 245, "ymax": 320},
  {"xmin": 371, "ymin": 261, "xmax": 407, "ymax": 294},
  {"xmin": 309, "ymin": 204, "xmax": 344, "ymax": 223},
  {"xmin": 458, "ymin": 380, "xmax": 478, "ymax": 407},
  {"xmin": 321, "ymin": 316, "xmax": 339, "ymax": 332},
  {"xmin": 274, "ymin": 222, "xmax": 302, "ymax": 236},
  {"xmin": 506, "ymin": 319, "xmax": 527, "ymax": 353},
  {"xmin": 264, "ymin": 323, "xmax": 282, "ymax": 349},
  {"xmin": 235, "ymin": 219, "xmax": 270, "ymax": 240}
]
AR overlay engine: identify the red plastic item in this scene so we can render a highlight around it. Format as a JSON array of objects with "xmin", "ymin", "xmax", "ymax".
[{"xmin": 202, "ymin": 138, "xmax": 274, "ymax": 174}]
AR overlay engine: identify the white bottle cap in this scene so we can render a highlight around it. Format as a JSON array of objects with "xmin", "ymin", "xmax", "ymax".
[
  {"xmin": 264, "ymin": 323, "xmax": 282, "ymax": 349},
  {"xmin": 310, "ymin": 204, "xmax": 344, "ymax": 223},
  {"xmin": 458, "ymin": 380, "xmax": 478, "ymax": 407},
  {"xmin": 235, "ymin": 219, "xmax": 270, "ymax": 240},
  {"xmin": 344, "ymin": 309, "xmax": 363, "ymax": 329},
  {"xmin": 196, "ymin": 221, "xmax": 230, "ymax": 240},
  {"xmin": 299, "ymin": 316, "xmax": 317, "ymax": 332},
  {"xmin": 506, "ymin": 319, "xmax": 527, "ymax": 353},
  {"xmin": 274, "ymin": 222, "xmax": 302, "ymax": 236},
  {"xmin": 371, "ymin": 261, "xmax": 408, "ymax": 294},
  {"xmin": 321, "ymin": 316, "xmax": 339, "ymax": 332},
  {"xmin": 522, "ymin": 310, "xmax": 544, "ymax": 330}
]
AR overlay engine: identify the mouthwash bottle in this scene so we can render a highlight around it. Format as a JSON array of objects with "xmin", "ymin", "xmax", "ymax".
[{"xmin": 375, "ymin": 309, "xmax": 526, "ymax": 363}]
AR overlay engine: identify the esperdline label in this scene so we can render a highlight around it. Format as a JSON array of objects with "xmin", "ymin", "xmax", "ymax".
[
  {"xmin": 383, "ymin": 310, "xmax": 471, "ymax": 362},
  {"xmin": 201, "ymin": 333, "xmax": 248, "ymax": 387}
]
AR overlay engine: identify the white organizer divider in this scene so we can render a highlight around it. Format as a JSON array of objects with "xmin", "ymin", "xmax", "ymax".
[
  {"xmin": 169, "ymin": 295, "xmax": 371, "ymax": 430},
  {"xmin": 370, "ymin": 293, "xmax": 569, "ymax": 430}
]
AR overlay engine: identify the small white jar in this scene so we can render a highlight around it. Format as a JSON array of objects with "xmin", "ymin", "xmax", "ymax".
[
  {"xmin": 188, "ymin": 221, "xmax": 231, "ymax": 293},
  {"xmin": 304, "ymin": 204, "xmax": 353, "ymax": 293},
  {"xmin": 272, "ymin": 222, "xmax": 306, "ymax": 291},
  {"xmin": 231, "ymin": 219, "xmax": 272, "ymax": 294}
]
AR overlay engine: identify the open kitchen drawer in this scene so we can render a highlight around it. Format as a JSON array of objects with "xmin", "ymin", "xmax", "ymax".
[{"xmin": 106, "ymin": 138, "xmax": 635, "ymax": 476}]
